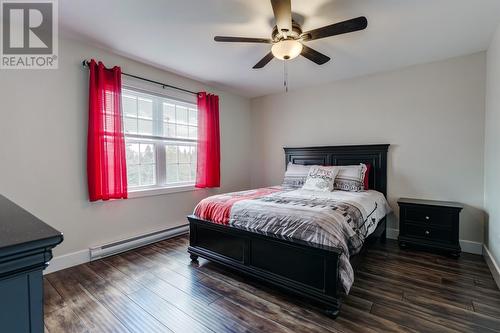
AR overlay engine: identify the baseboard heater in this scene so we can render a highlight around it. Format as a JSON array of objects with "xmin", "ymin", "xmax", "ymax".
[{"xmin": 89, "ymin": 224, "xmax": 189, "ymax": 261}]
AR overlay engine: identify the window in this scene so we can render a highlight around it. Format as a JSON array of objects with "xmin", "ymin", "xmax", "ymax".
[{"xmin": 122, "ymin": 87, "xmax": 197, "ymax": 194}]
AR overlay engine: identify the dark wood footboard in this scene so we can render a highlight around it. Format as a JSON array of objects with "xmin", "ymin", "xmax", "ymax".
[{"xmin": 187, "ymin": 215, "xmax": 344, "ymax": 316}]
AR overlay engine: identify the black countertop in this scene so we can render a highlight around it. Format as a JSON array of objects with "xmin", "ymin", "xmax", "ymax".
[{"xmin": 0, "ymin": 195, "xmax": 63, "ymax": 253}]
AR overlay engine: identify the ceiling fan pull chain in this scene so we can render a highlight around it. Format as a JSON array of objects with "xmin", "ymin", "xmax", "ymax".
[{"xmin": 284, "ymin": 60, "xmax": 289, "ymax": 93}]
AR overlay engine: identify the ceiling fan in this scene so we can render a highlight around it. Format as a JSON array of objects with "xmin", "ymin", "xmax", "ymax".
[{"xmin": 214, "ymin": 0, "xmax": 368, "ymax": 69}]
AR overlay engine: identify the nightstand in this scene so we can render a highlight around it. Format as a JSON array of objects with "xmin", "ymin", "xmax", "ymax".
[{"xmin": 397, "ymin": 198, "xmax": 463, "ymax": 257}]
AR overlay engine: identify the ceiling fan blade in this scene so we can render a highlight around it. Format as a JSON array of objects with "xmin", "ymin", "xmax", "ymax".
[
  {"xmin": 301, "ymin": 45, "xmax": 330, "ymax": 65},
  {"xmin": 302, "ymin": 16, "xmax": 368, "ymax": 41},
  {"xmin": 270, "ymin": 0, "xmax": 292, "ymax": 34},
  {"xmin": 253, "ymin": 52, "xmax": 274, "ymax": 69},
  {"xmin": 214, "ymin": 36, "xmax": 272, "ymax": 43}
]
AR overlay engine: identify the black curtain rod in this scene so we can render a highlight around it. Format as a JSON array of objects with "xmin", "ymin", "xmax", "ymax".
[{"xmin": 82, "ymin": 60, "xmax": 198, "ymax": 96}]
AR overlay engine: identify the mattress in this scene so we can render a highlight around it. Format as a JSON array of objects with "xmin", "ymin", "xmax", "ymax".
[{"xmin": 194, "ymin": 186, "xmax": 391, "ymax": 293}]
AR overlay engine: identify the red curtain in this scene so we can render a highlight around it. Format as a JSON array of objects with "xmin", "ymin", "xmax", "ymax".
[
  {"xmin": 196, "ymin": 92, "xmax": 220, "ymax": 188},
  {"xmin": 87, "ymin": 59, "xmax": 128, "ymax": 201}
]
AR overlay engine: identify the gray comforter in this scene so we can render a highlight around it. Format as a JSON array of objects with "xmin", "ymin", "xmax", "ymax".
[{"xmin": 228, "ymin": 188, "xmax": 385, "ymax": 293}]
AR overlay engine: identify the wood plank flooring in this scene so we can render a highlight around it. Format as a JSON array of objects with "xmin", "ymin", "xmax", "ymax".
[{"xmin": 44, "ymin": 235, "xmax": 500, "ymax": 333}]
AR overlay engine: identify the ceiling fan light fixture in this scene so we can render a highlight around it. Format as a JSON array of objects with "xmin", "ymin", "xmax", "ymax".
[{"xmin": 271, "ymin": 40, "xmax": 303, "ymax": 60}]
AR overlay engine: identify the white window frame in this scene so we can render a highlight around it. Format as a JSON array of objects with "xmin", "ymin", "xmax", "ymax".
[{"xmin": 122, "ymin": 84, "xmax": 199, "ymax": 197}]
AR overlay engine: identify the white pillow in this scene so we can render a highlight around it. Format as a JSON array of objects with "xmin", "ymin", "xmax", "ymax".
[
  {"xmin": 282, "ymin": 163, "xmax": 313, "ymax": 188},
  {"xmin": 333, "ymin": 164, "xmax": 367, "ymax": 192},
  {"xmin": 302, "ymin": 166, "xmax": 339, "ymax": 192}
]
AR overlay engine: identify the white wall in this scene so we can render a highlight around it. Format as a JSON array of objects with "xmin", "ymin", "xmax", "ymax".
[
  {"xmin": 250, "ymin": 53, "xmax": 486, "ymax": 244},
  {"xmin": 0, "ymin": 36, "xmax": 490, "ymax": 263},
  {"xmin": 484, "ymin": 24, "xmax": 500, "ymax": 267},
  {"xmin": 0, "ymin": 37, "xmax": 252, "ymax": 258}
]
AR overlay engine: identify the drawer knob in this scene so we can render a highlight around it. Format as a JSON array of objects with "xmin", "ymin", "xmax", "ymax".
[
  {"xmin": 425, "ymin": 216, "xmax": 430, "ymax": 220},
  {"xmin": 425, "ymin": 230, "xmax": 430, "ymax": 236}
]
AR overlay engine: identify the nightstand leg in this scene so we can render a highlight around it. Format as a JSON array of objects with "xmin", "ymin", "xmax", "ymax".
[{"xmin": 324, "ymin": 307, "xmax": 340, "ymax": 319}]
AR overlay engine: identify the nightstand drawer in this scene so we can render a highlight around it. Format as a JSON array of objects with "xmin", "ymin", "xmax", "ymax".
[
  {"xmin": 405, "ymin": 224, "xmax": 452, "ymax": 243},
  {"xmin": 404, "ymin": 207, "xmax": 453, "ymax": 228}
]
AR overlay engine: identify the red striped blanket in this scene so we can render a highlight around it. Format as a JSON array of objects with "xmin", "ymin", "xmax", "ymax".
[{"xmin": 194, "ymin": 187, "xmax": 281, "ymax": 224}]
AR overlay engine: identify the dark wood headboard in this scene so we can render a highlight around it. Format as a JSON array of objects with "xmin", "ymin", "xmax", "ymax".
[{"xmin": 284, "ymin": 144, "xmax": 390, "ymax": 196}]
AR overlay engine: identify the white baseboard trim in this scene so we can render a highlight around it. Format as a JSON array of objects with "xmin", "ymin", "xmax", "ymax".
[
  {"xmin": 460, "ymin": 240, "xmax": 483, "ymax": 255},
  {"xmin": 483, "ymin": 245, "xmax": 500, "ymax": 290},
  {"xmin": 44, "ymin": 224, "xmax": 189, "ymax": 275},
  {"xmin": 44, "ymin": 249, "xmax": 89, "ymax": 275},
  {"xmin": 384, "ymin": 228, "xmax": 483, "ymax": 255},
  {"xmin": 45, "ymin": 225, "xmax": 486, "ymax": 274}
]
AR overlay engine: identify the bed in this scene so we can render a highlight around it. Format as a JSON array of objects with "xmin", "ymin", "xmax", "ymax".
[{"xmin": 187, "ymin": 144, "xmax": 390, "ymax": 317}]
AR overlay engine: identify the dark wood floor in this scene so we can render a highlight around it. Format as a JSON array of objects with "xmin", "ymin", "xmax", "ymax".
[{"xmin": 44, "ymin": 235, "xmax": 500, "ymax": 333}]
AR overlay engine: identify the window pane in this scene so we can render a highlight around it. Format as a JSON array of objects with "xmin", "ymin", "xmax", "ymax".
[
  {"xmin": 176, "ymin": 106, "xmax": 188, "ymax": 124},
  {"xmin": 163, "ymin": 122, "xmax": 176, "ymax": 137},
  {"xmin": 125, "ymin": 143, "xmax": 140, "ymax": 165},
  {"xmin": 191, "ymin": 163, "xmax": 196, "ymax": 180},
  {"xmin": 189, "ymin": 108, "xmax": 197, "ymax": 125},
  {"xmin": 124, "ymin": 117, "xmax": 137, "ymax": 134},
  {"xmin": 190, "ymin": 146, "xmax": 196, "ymax": 163},
  {"xmin": 166, "ymin": 164, "xmax": 178, "ymax": 183},
  {"xmin": 138, "ymin": 98, "xmax": 153, "ymax": 119},
  {"xmin": 123, "ymin": 95, "xmax": 137, "ymax": 117},
  {"xmin": 178, "ymin": 146, "xmax": 191, "ymax": 163},
  {"xmin": 122, "ymin": 88, "xmax": 198, "ymax": 189},
  {"xmin": 163, "ymin": 103, "xmax": 175, "ymax": 122},
  {"xmin": 127, "ymin": 165, "xmax": 140, "ymax": 187},
  {"xmin": 179, "ymin": 164, "xmax": 191, "ymax": 182},
  {"xmin": 138, "ymin": 119, "xmax": 153, "ymax": 135},
  {"xmin": 140, "ymin": 144, "xmax": 154, "ymax": 164},
  {"xmin": 165, "ymin": 146, "xmax": 178, "ymax": 164},
  {"xmin": 188, "ymin": 126, "xmax": 197, "ymax": 139},
  {"xmin": 140, "ymin": 164, "xmax": 155, "ymax": 186},
  {"xmin": 176, "ymin": 125, "xmax": 189, "ymax": 138}
]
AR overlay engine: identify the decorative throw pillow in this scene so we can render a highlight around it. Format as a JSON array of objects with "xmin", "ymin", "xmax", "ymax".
[
  {"xmin": 334, "ymin": 164, "xmax": 368, "ymax": 192},
  {"xmin": 364, "ymin": 163, "xmax": 371, "ymax": 190},
  {"xmin": 302, "ymin": 166, "xmax": 339, "ymax": 192},
  {"xmin": 282, "ymin": 163, "xmax": 313, "ymax": 188}
]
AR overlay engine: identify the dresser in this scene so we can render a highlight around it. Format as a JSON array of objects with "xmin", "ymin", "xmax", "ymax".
[
  {"xmin": 397, "ymin": 198, "xmax": 462, "ymax": 257},
  {"xmin": 0, "ymin": 195, "xmax": 63, "ymax": 333}
]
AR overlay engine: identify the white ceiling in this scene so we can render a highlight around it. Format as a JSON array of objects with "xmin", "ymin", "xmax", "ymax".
[{"xmin": 60, "ymin": 0, "xmax": 500, "ymax": 98}]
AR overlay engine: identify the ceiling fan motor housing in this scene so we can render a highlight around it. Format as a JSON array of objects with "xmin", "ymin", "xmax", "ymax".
[{"xmin": 272, "ymin": 20, "xmax": 302, "ymax": 41}]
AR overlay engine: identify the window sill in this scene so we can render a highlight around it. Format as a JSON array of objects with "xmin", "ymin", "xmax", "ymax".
[{"xmin": 128, "ymin": 184, "xmax": 198, "ymax": 198}]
